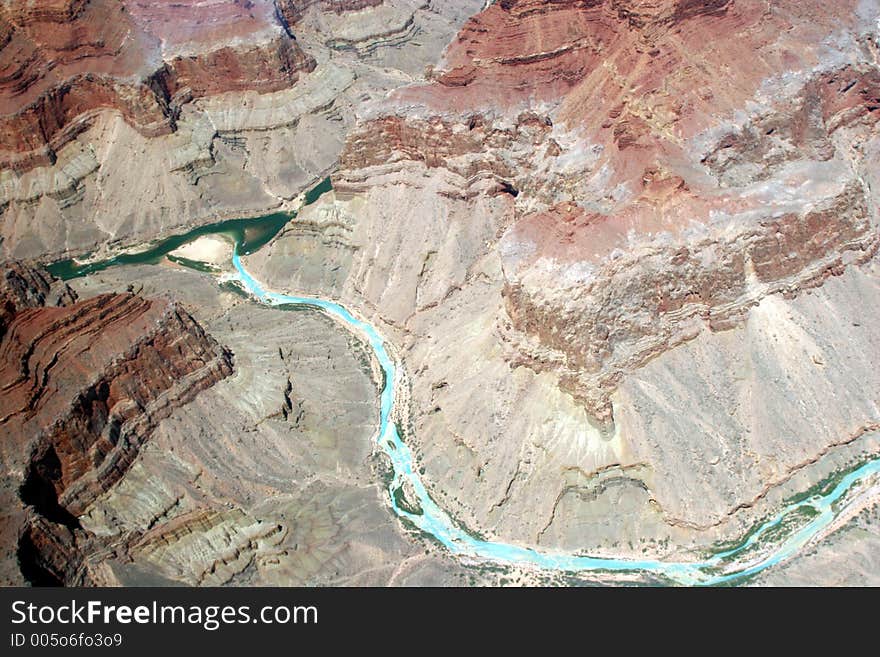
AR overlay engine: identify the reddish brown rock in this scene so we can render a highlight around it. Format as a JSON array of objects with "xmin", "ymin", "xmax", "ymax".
[
  {"xmin": 0, "ymin": 0, "xmax": 316, "ymax": 170},
  {"xmin": 166, "ymin": 39, "xmax": 315, "ymax": 98},
  {"xmin": 404, "ymin": 1, "xmax": 868, "ymax": 174},
  {"xmin": 338, "ymin": 112, "xmax": 554, "ymax": 188},
  {"xmin": 1, "ymin": 0, "xmax": 90, "ymax": 25},
  {"xmin": 501, "ymin": 180, "xmax": 876, "ymax": 419},
  {"xmin": 0, "ymin": 260, "xmax": 75, "ymax": 336},
  {"xmin": 0, "ymin": 261, "xmax": 233, "ymax": 585}
]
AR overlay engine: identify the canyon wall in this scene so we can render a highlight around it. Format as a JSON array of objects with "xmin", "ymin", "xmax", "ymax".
[
  {"xmin": 328, "ymin": 0, "xmax": 880, "ymax": 417},
  {"xmin": 61, "ymin": 265, "xmax": 474, "ymax": 586},
  {"xmin": 0, "ymin": 0, "xmax": 317, "ymax": 170},
  {"xmin": 275, "ymin": 0, "xmax": 385, "ymax": 26},
  {"xmin": 3, "ymin": 0, "xmax": 880, "ymax": 581},
  {"xmin": 0, "ymin": 261, "xmax": 232, "ymax": 585}
]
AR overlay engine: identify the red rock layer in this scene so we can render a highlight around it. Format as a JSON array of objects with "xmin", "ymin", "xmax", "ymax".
[
  {"xmin": 338, "ymin": 112, "xmax": 554, "ymax": 186},
  {"xmin": 495, "ymin": 57, "xmax": 880, "ymax": 420},
  {"xmin": 165, "ymin": 38, "xmax": 316, "ymax": 98},
  {"xmin": 0, "ymin": 261, "xmax": 233, "ymax": 585},
  {"xmin": 0, "ymin": 259, "xmax": 75, "ymax": 337},
  {"xmin": 274, "ymin": 0, "xmax": 384, "ymax": 26},
  {"xmin": 1, "ymin": 1, "xmax": 90, "ymax": 25},
  {"xmin": 501, "ymin": 181, "xmax": 877, "ymax": 416},
  {"xmin": 403, "ymin": 0, "xmax": 866, "ymax": 180},
  {"xmin": 0, "ymin": 0, "xmax": 316, "ymax": 170}
]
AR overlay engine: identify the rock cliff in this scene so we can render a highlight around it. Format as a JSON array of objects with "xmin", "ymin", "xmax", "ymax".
[
  {"xmin": 0, "ymin": 261, "xmax": 232, "ymax": 585},
  {"xmin": 5, "ymin": 0, "xmax": 880, "ymax": 584},
  {"xmin": 275, "ymin": 0, "xmax": 385, "ymax": 26},
  {"xmin": 332, "ymin": 0, "xmax": 880, "ymax": 419}
]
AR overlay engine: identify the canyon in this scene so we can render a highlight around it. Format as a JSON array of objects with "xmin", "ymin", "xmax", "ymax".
[{"xmin": 1, "ymin": 0, "xmax": 880, "ymax": 585}]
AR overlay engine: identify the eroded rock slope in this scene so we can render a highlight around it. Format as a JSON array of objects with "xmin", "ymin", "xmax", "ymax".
[{"xmin": 0, "ymin": 261, "xmax": 232, "ymax": 584}]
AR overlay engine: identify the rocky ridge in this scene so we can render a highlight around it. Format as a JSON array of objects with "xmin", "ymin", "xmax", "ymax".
[
  {"xmin": 3, "ymin": 0, "xmax": 880, "ymax": 584},
  {"xmin": 329, "ymin": 0, "xmax": 880, "ymax": 418},
  {"xmin": 0, "ymin": 261, "xmax": 232, "ymax": 585},
  {"xmin": 0, "ymin": 0, "xmax": 316, "ymax": 170}
]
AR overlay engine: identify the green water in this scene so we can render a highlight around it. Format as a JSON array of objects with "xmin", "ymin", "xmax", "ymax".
[
  {"xmin": 47, "ymin": 177, "xmax": 332, "ymax": 281},
  {"xmin": 303, "ymin": 176, "xmax": 333, "ymax": 206}
]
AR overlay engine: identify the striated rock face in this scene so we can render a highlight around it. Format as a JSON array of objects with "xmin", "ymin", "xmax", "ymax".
[
  {"xmin": 275, "ymin": 0, "xmax": 384, "ymax": 26},
  {"xmin": 0, "ymin": 259, "xmax": 75, "ymax": 335},
  {"xmin": 61, "ymin": 266, "xmax": 475, "ymax": 587},
  {"xmin": 0, "ymin": 0, "xmax": 316, "ymax": 171},
  {"xmin": 163, "ymin": 40, "xmax": 315, "ymax": 99},
  {"xmin": 499, "ymin": 171, "xmax": 878, "ymax": 420},
  {"xmin": 5, "ymin": 0, "xmax": 880, "ymax": 584},
  {"xmin": 288, "ymin": 0, "xmax": 459, "ymax": 60},
  {"xmin": 0, "ymin": 261, "xmax": 233, "ymax": 585},
  {"xmin": 401, "ymin": 0, "xmax": 877, "ymax": 200},
  {"xmin": 338, "ymin": 112, "xmax": 558, "ymax": 198}
]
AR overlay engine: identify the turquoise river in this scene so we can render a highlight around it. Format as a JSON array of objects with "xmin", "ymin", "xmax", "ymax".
[{"xmin": 50, "ymin": 179, "xmax": 880, "ymax": 586}]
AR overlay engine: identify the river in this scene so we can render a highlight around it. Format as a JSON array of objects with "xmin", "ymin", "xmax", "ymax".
[{"xmin": 50, "ymin": 179, "xmax": 880, "ymax": 585}]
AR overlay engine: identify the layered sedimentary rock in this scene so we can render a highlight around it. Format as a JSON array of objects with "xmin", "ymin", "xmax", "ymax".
[
  {"xmin": 334, "ymin": 0, "xmax": 880, "ymax": 417},
  {"xmin": 0, "ymin": 259, "xmax": 74, "ymax": 334},
  {"xmin": 0, "ymin": 0, "xmax": 316, "ymax": 171},
  {"xmin": 275, "ymin": 0, "xmax": 385, "ymax": 26},
  {"xmin": 0, "ymin": 261, "xmax": 232, "ymax": 585},
  {"xmin": 500, "ymin": 171, "xmax": 877, "ymax": 420},
  {"xmin": 4, "ymin": 0, "xmax": 879, "ymax": 585},
  {"xmin": 243, "ymin": 0, "xmax": 880, "ymax": 559}
]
